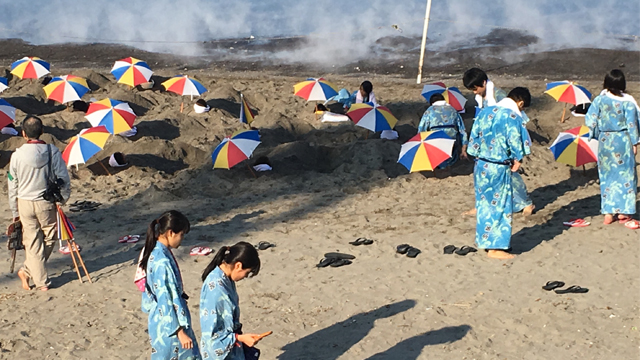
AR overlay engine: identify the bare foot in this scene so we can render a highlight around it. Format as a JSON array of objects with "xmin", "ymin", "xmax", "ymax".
[
  {"xmin": 522, "ymin": 204, "xmax": 535, "ymax": 217},
  {"xmin": 462, "ymin": 208, "xmax": 477, "ymax": 216},
  {"xmin": 486, "ymin": 250, "xmax": 516, "ymax": 259},
  {"xmin": 39, "ymin": 287, "xmax": 49, "ymax": 292},
  {"xmin": 17, "ymin": 269, "xmax": 31, "ymax": 290},
  {"xmin": 603, "ymin": 214, "xmax": 614, "ymax": 225}
]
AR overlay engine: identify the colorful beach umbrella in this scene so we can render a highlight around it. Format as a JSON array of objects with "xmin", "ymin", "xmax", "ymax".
[
  {"xmin": 545, "ymin": 81, "xmax": 592, "ymax": 122},
  {"xmin": 212, "ymin": 129, "xmax": 261, "ymax": 169},
  {"xmin": 293, "ymin": 78, "xmax": 339, "ymax": 102},
  {"xmin": 10, "ymin": 57, "xmax": 50, "ymax": 79},
  {"xmin": 56, "ymin": 204, "xmax": 76, "ymax": 241},
  {"xmin": 62, "ymin": 126, "xmax": 111, "ymax": 166},
  {"xmin": 161, "ymin": 75, "xmax": 207, "ymax": 100},
  {"xmin": 549, "ymin": 125, "xmax": 598, "ymax": 167},
  {"xmin": 85, "ymin": 98, "xmax": 137, "ymax": 134},
  {"xmin": 347, "ymin": 103, "xmax": 398, "ymax": 132},
  {"xmin": 110, "ymin": 57, "xmax": 153, "ymax": 87},
  {"xmin": 43, "ymin": 75, "xmax": 90, "ymax": 104},
  {"xmin": 239, "ymin": 94, "xmax": 255, "ymax": 125},
  {"xmin": 0, "ymin": 99, "xmax": 16, "ymax": 129},
  {"xmin": 0, "ymin": 77, "xmax": 8, "ymax": 93},
  {"xmin": 421, "ymin": 82, "xmax": 467, "ymax": 112},
  {"xmin": 398, "ymin": 131, "xmax": 456, "ymax": 172}
]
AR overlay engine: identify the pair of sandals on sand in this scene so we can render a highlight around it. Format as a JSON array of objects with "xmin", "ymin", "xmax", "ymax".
[
  {"xmin": 256, "ymin": 241, "xmax": 276, "ymax": 251},
  {"xmin": 604, "ymin": 215, "xmax": 640, "ymax": 229},
  {"xmin": 396, "ymin": 244, "xmax": 421, "ymax": 258},
  {"xmin": 316, "ymin": 253, "xmax": 355, "ymax": 268},
  {"xmin": 69, "ymin": 200, "xmax": 101, "ymax": 212},
  {"xmin": 542, "ymin": 281, "xmax": 589, "ymax": 294},
  {"xmin": 443, "ymin": 245, "xmax": 478, "ymax": 256}
]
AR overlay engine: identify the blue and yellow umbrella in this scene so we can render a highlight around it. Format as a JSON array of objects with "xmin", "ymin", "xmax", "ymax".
[
  {"xmin": 398, "ymin": 131, "xmax": 455, "ymax": 172},
  {"xmin": 549, "ymin": 125, "xmax": 598, "ymax": 167},
  {"xmin": 212, "ymin": 130, "xmax": 261, "ymax": 169}
]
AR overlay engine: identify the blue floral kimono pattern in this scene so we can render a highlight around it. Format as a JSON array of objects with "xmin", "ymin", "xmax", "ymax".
[
  {"xmin": 200, "ymin": 267, "xmax": 245, "ymax": 360},
  {"xmin": 418, "ymin": 103, "xmax": 469, "ymax": 168},
  {"xmin": 142, "ymin": 243, "xmax": 201, "ymax": 360},
  {"xmin": 510, "ymin": 110, "xmax": 533, "ymax": 212},
  {"xmin": 468, "ymin": 106, "xmax": 530, "ymax": 249},
  {"xmin": 585, "ymin": 93, "xmax": 640, "ymax": 215}
]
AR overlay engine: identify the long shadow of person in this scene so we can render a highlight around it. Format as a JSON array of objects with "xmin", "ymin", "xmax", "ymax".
[
  {"xmin": 364, "ymin": 325, "xmax": 472, "ymax": 360},
  {"xmin": 277, "ymin": 299, "xmax": 416, "ymax": 360},
  {"xmin": 527, "ymin": 167, "xmax": 597, "ymax": 213}
]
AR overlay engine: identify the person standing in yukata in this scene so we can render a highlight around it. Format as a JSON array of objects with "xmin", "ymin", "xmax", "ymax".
[
  {"xmin": 467, "ymin": 87, "xmax": 532, "ymax": 260},
  {"xmin": 418, "ymin": 93, "xmax": 469, "ymax": 169},
  {"xmin": 585, "ymin": 69, "xmax": 639, "ymax": 225},
  {"xmin": 140, "ymin": 211, "xmax": 201, "ymax": 360},
  {"xmin": 463, "ymin": 68, "xmax": 534, "ymax": 217},
  {"xmin": 199, "ymin": 242, "xmax": 262, "ymax": 360}
]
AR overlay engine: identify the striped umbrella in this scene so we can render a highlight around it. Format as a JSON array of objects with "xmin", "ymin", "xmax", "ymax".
[
  {"xmin": 110, "ymin": 57, "xmax": 153, "ymax": 87},
  {"xmin": 0, "ymin": 99, "xmax": 16, "ymax": 128},
  {"xmin": 347, "ymin": 103, "xmax": 398, "ymax": 133},
  {"xmin": 293, "ymin": 78, "xmax": 339, "ymax": 101},
  {"xmin": 43, "ymin": 75, "xmax": 90, "ymax": 104},
  {"xmin": 85, "ymin": 98, "xmax": 137, "ymax": 134},
  {"xmin": 57, "ymin": 204, "xmax": 76, "ymax": 241},
  {"xmin": 10, "ymin": 57, "xmax": 50, "ymax": 79},
  {"xmin": 162, "ymin": 75, "xmax": 207, "ymax": 100},
  {"xmin": 398, "ymin": 131, "xmax": 456, "ymax": 172},
  {"xmin": 212, "ymin": 130, "xmax": 261, "ymax": 170},
  {"xmin": 549, "ymin": 125, "xmax": 598, "ymax": 167},
  {"xmin": 545, "ymin": 81, "xmax": 592, "ymax": 122},
  {"xmin": 0, "ymin": 77, "xmax": 8, "ymax": 93},
  {"xmin": 62, "ymin": 126, "xmax": 111, "ymax": 166},
  {"xmin": 239, "ymin": 94, "xmax": 255, "ymax": 125},
  {"xmin": 421, "ymin": 82, "xmax": 467, "ymax": 112}
]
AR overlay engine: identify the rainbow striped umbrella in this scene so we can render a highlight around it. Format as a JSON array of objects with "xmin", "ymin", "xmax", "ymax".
[
  {"xmin": 110, "ymin": 57, "xmax": 153, "ymax": 87},
  {"xmin": 56, "ymin": 204, "xmax": 76, "ymax": 241},
  {"xmin": 545, "ymin": 81, "xmax": 592, "ymax": 105},
  {"xmin": 62, "ymin": 126, "xmax": 111, "ymax": 166},
  {"xmin": 0, "ymin": 77, "xmax": 8, "ymax": 93},
  {"xmin": 293, "ymin": 78, "xmax": 338, "ymax": 101},
  {"xmin": 161, "ymin": 75, "xmax": 207, "ymax": 100},
  {"xmin": 549, "ymin": 125, "xmax": 598, "ymax": 167},
  {"xmin": 347, "ymin": 103, "xmax": 398, "ymax": 132},
  {"xmin": 85, "ymin": 98, "xmax": 137, "ymax": 134},
  {"xmin": 212, "ymin": 130, "xmax": 261, "ymax": 169},
  {"xmin": 10, "ymin": 57, "xmax": 50, "ymax": 79},
  {"xmin": 421, "ymin": 82, "xmax": 467, "ymax": 112},
  {"xmin": 239, "ymin": 94, "xmax": 255, "ymax": 125},
  {"xmin": 0, "ymin": 99, "xmax": 16, "ymax": 128},
  {"xmin": 43, "ymin": 75, "xmax": 90, "ymax": 104},
  {"xmin": 398, "ymin": 131, "xmax": 455, "ymax": 172}
]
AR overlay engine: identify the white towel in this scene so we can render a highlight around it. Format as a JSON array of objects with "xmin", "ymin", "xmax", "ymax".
[
  {"xmin": 253, "ymin": 164, "xmax": 272, "ymax": 171},
  {"xmin": 194, "ymin": 104, "xmax": 210, "ymax": 113},
  {"xmin": 380, "ymin": 130, "xmax": 399, "ymax": 140},
  {"xmin": 475, "ymin": 79, "xmax": 496, "ymax": 109},
  {"xmin": 119, "ymin": 126, "xmax": 137, "ymax": 137},
  {"xmin": 356, "ymin": 91, "xmax": 377, "ymax": 105},
  {"xmin": 321, "ymin": 112, "xmax": 350, "ymax": 122},
  {"xmin": 1, "ymin": 127, "xmax": 18, "ymax": 136},
  {"xmin": 109, "ymin": 154, "xmax": 128, "ymax": 168}
]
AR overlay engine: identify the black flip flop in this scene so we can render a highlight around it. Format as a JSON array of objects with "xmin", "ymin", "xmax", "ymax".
[
  {"xmin": 455, "ymin": 246, "xmax": 478, "ymax": 256},
  {"xmin": 396, "ymin": 244, "xmax": 411, "ymax": 254},
  {"xmin": 330, "ymin": 259, "xmax": 352, "ymax": 267},
  {"xmin": 542, "ymin": 281, "xmax": 565, "ymax": 291},
  {"xmin": 406, "ymin": 247, "xmax": 421, "ymax": 258},
  {"xmin": 554, "ymin": 285, "xmax": 589, "ymax": 294},
  {"xmin": 443, "ymin": 245, "xmax": 457, "ymax": 254},
  {"xmin": 256, "ymin": 241, "xmax": 276, "ymax": 250},
  {"xmin": 316, "ymin": 257, "xmax": 337, "ymax": 268},
  {"xmin": 323, "ymin": 252, "xmax": 356, "ymax": 260},
  {"xmin": 349, "ymin": 238, "xmax": 374, "ymax": 246}
]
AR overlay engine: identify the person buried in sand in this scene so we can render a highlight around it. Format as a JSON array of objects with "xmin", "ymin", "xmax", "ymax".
[
  {"xmin": 418, "ymin": 93, "xmax": 469, "ymax": 169},
  {"xmin": 139, "ymin": 211, "xmax": 201, "ymax": 360},
  {"xmin": 200, "ymin": 242, "xmax": 264, "ymax": 360},
  {"xmin": 331, "ymin": 80, "xmax": 378, "ymax": 111},
  {"xmin": 585, "ymin": 69, "xmax": 639, "ymax": 225},
  {"xmin": 467, "ymin": 87, "xmax": 532, "ymax": 260},
  {"xmin": 7, "ymin": 115, "xmax": 70, "ymax": 291},
  {"xmin": 462, "ymin": 68, "xmax": 534, "ymax": 217}
]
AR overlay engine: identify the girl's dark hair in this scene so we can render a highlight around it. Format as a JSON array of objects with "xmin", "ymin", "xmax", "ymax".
[
  {"xmin": 140, "ymin": 210, "xmax": 191, "ymax": 270},
  {"xmin": 360, "ymin": 81, "xmax": 373, "ymax": 96},
  {"xmin": 429, "ymin": 93, "xmax": 445, "ymax": 104},
  {"xmin": 463, "ymin": 68, "xmax": 488, "ymax": 90},
  {"xmin": 202, "ymin": 241, "xmax": 261, "ymax": 281},
  {"xmin": 604, "ymin": 69, "xmax": 625, "ymax": 96},
  {"xmin": 508, "ymin": 87, "xmax": 532, "ymax": 108}
]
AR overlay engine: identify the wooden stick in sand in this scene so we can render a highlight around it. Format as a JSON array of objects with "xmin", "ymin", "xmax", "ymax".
[
  {"xmin": 66, "ymin": 239, "xmax": 83, "ymax": 283},
  {"xmin": 246, "ymin": 163, "xmax": 257, "ymax": 179},
  {"xmin": 560, "ymin": 103, "xmax": 567, "ymax": 123},
  {"xmin": 66, "ymin": 238, "xmax": 93, "ymax": 283},
  {"xmin": 98, "ymin": 160, "xmax": 112, "ymax": 176},
  {"xmin": 73, "ymin": 239, "xmax": 92, "ymax": 283},
  {"xmin": 180, "ymin": 102, "xmax": 184, "ymax": 113}
]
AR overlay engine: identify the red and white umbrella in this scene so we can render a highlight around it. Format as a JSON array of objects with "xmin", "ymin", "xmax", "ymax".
[
  {"xmin": 421, "ymin": 82, "xmax": 467, "ymax": 112},
  {"xmin": 0, "ymin": 99, "xmax": 16, "ymax": 128}
]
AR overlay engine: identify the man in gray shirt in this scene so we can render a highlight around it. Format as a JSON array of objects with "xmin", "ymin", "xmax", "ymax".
[{"xmin": 7, "ymin": 115, "xmax": 70, "ymax": 291}]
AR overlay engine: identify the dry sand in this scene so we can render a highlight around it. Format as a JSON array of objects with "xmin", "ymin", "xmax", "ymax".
[{"xmin": 0, "ymin": 40, "xmax": 638, "ymax": 359}]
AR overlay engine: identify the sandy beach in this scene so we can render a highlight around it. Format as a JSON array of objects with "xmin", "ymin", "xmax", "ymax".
[{"xmin": 0, "ymin": 39, "xmax": 638, "ymax": 359}]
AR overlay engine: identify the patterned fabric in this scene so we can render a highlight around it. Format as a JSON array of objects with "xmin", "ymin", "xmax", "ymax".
[
  {"xmin": 509, "ymin": 110, "xmax": 533, "ymax": 213},
  {"xmin": 200, "ymin": 267, "xmax": 245, "ymax": 360},
  {"xmin": 418, "ymin": 102, "xmax": 468, "ymax": 169},
  {"xmin": 142, "ymin": 242, "xmax": 201, "ymax": 360},
  {"xmin": 468, "ymin": 106, "xmax": 530, "ymax": 249},
  {"xmin": 585, "ymin": 93, "xmax": 640, "ymax": 215}
]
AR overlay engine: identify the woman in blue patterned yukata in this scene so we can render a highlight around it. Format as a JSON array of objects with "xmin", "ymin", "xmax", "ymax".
[
  {"xmin": 418, "ymin": 93, "xmax": 468, "ymax": 168},
  {"xmin": 140, "ymin": 210, "xmax": 201, "ymax": 360},
  {"xmin": 467, "ymin": 87, "xmax": 532, "ymax": 260},
  {"xmin": 585, "ymin": 69, "xmax": 639, "ymax": 225},
  {"xmin": 200, "ymin": 242, "xmax": 262, "ymax": 360}
]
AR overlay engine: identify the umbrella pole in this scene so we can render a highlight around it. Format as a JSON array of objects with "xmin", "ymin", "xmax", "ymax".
[
  {"xmin": 180, "ymin": 102, "xmax": 184, "ymax": 113},
  {"xmin": 98, "ymin": 160, "xmax": 112, "ymax": 176},
  {"xmin": 560, "ymin": 103, "xmax": 567, "ymax": 123},
  {"xmin": 365, "ymin": 131, "xmax": 369, "ymax": 140},
  {"xmin": 246, "ymin": 163, "xmax": 257, "ymax": 178},
  {"xmin": 66, "ymin": 239, "xmax": 83, "ymax": 283},
  {"xmin": 72, "ymin": 239, "xmax": 92, "ymax": 283},
  {"xmin": 416, "ymin": 0, "xmax": 433, "ymax": 84},
  {"xmin": 582, "ymin": 164, "xmax": 586, "ymax": 175},
  {"xmin": 314, "ymin": 101, "xmax": 318, "ymax": 121}
]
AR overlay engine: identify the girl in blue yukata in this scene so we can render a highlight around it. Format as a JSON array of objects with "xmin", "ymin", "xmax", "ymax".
[
  {"xmin": 140, "ymin": 210, "xmax": 201, "ymax": 360},
  {"xmin": 585, "ymin": 69, "xmax": 639, "ymax": 226},
  {"xmin": 328, "ymin": 80, "xmax": 377, "ymax": 111},
  {"xmin": 200, "ymin": 242, "xmax": 263, "ymax": 360},
  {"xmin": 418, "ymin": 93, "xmax": 468, "ymax": 168}
]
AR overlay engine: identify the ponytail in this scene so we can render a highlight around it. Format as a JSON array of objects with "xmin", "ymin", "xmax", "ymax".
[
  {"xmin": 140, "ymin": 210, "xmax": 191, "ymax": 270},
  {"xmin": 202, "ymin": 242, "xmax": 260, "ymax": 281}
]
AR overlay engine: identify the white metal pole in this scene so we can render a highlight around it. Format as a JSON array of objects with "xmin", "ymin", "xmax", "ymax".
[{"xmin": 416, "ymin": 0, "xmax": 433, "ymax": 84}]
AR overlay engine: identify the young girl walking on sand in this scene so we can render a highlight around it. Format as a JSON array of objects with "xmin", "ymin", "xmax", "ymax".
[
  {"xmin": 199, "ymin": 242, "xmax": 263, "ymax": 359},
  {"xmin": 139, "ymin": 210, "xmax": 201, "ymax": 359}
]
